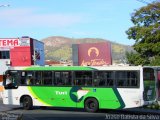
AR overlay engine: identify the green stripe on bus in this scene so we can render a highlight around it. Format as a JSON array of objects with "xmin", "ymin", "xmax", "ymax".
[
  {"xmin": 28, "ymin": 87, "xmax": 51, "ymax": 106},
  {"xmin": 28, "ymin": 86, "xmax": 123, "ymax": 109},
  {"xmin": 25, "ymin": 66, "xmax": 95, "ymax": 71},
  {"xmin": 112, "ymin": 88, "xmax": 125, "ymax": 109}
]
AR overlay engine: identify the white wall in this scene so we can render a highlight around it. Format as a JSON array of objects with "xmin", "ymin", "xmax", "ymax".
[
  {"xmin": 0, "ymin": 59, "xmax": 10, "ymax": 86},
  {"xmin": 0, "ymin": 59, "xmax": 10, "ymax": 75},
  {"xmin": 0, "ymin": 60, "xmax": 10, "ymax": 98}
]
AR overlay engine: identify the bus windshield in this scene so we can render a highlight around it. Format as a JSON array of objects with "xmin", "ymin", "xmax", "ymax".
[
  {"xmin": 143, "ymin": 68, "xmax": 156, "ymax": 101},
  {"xmin": 3, "ymin": 70, "xmax": 18, "ymax": 89}
]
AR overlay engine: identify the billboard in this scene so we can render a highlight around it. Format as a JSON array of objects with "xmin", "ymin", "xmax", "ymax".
[
  {"xmin": 78, "ymin": 42, "xmax": 112, "ymax": 66},
  {"xmin": 0, "ymin": 38, "xmax": 30, "ymax": 50}
]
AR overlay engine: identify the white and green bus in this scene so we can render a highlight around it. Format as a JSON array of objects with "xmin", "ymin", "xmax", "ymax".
[{"xmin": 2, "ymin": 66, "xmax": 156, "ymax": 112}]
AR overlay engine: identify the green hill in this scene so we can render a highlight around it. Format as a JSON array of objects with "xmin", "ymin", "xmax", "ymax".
[{"xmin": 42, "ymin": 36, "xmax": 134, "ymax": 64}]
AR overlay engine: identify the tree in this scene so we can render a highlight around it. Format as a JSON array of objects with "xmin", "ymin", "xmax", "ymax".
[
  {"xmin": 126, "ymin": 51, "xmax": 149, "ymax": 65},
  {"xmin": 126, "ymin": 1, "xmax": 160, "ymax": 65}
]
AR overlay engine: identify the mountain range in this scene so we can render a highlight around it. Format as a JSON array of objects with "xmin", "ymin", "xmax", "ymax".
[{"xmin": 41, "ymin": 36, "xmax": 134, "ymax": 64}]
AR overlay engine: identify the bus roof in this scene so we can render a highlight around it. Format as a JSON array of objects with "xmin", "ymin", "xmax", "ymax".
[{"xmin": 7, "ymin": 65, "xmax": 143, "ymax": 71}]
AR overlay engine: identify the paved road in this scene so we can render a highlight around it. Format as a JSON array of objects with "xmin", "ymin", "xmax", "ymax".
[
  {"xmin": 0, "ymin": 99, "xmax": 160, "ymax": 120},
  {"xmin": 0, "ymin": 107, "xmax": 113, "ymax": 120},
  {"xmin": 0, "ymin": 99, "xmax": 112, "ymax": 120},
  {"xmin": 1, "ymin": 109, "xmax": 106, "ymax": 120}
]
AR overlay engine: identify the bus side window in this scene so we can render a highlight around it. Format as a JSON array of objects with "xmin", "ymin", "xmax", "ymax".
[
  {"xmin": 74, "ymin": 71, "xmax": 92, "ymax": 86},
  {"xmin": 35, "ymin": 71, "xmax": 42, "ymax": 85},
  {"xmin": 74, "ymin": 71, "xmax": 81, "ymax": 85},
  {"xmin": 54, "ymin": 72, "xmax": 61, "ymax": 85},
  {"xmin": 20, "ymin": 71, "xmax": 34, "ymax": 85},
  {"xmin": 43, "ymin": 71, "xmax": 52, "ymax": 85},
  {"xmin": 61, "ymin": 72, "xmax": 72, "ymax": 85},
  {"xmin": 93, "ymin": 76, "xmax": 100, "ymax": 86},
  {"xmin": 116, "ymin": 71, "xmax": 126, "ymax": 87},
  {"xmin": 26, "ymin": 76, "xmax": 34, "ymax": 85},
  {"xmin": 93, "ymin": 71, "xmax": 106, "ymax": 86},
  {"xmin": 21, "ymin": 71, "xmax": 26, "ymax": 85},
  {"xmin": 82, "ymin": 75, "xmax": 91, "ymax": 86},
  {"xmin": 116, "ymin": 71, "xmax": 139, "ymax": 87},
  {"xmin": 129, "ymin": 72, "xmax": 138, "ymax": 86},
  {"xmin": 105, "ymin": 72, "xmax": 114, "ymax": 86}
]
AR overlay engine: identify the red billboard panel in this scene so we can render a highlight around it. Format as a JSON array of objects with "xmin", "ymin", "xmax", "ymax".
[
  {"xmin": 78, "ymin": 42, "xmax": 112, "ymax": 66},
  {"xmin": 10, "ymin": 46, "xmax": 32, "ymax": 66}
]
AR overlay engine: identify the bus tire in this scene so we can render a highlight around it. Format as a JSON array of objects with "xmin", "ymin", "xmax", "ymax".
[
  {"xmin": 22, "ymin": 96, "xmax": 33, "ymax": 110},
  {"xmin": 84, "ymin": 98, "xmax": 99, "ymax": 112}
]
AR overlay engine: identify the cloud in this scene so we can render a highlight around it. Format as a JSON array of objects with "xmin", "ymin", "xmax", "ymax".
[{"xmin": 0, "ymin": 8, "xmax": 84, "ymax": 28}]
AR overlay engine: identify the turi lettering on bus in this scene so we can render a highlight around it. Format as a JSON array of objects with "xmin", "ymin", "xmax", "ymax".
[
  {"xmin": 78, "ymin": 42, "xmax": 112, "ymax": 66},
  {"xmin": 55, "ymin": 91, "xmax": 67, "ymax": 95}
]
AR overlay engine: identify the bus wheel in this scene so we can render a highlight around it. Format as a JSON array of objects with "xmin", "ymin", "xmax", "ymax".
[
  {"xmin": 84, "ymin": 98, "xmax": 99, "ymax": 112},
  {"xmin": 22, "ymin": 96, "xmax": 33, "ymax": 110}
]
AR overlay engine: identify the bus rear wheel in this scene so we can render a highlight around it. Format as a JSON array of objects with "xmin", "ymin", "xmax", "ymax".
[
  {"xmin": 22, "ymin": 96, "xmax": 33, "ymax": 110},
  {"xmin": 84, "ymin": 98, "xmax": 99, "ymax": 112}
]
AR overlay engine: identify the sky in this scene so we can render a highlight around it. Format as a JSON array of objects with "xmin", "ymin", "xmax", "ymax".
[{"xmin": 0, "ymin": 0, "xmax": 157, "ymax": 45}]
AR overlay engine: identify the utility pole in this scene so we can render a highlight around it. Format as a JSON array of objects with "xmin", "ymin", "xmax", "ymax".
[{"xmin": 32, "ymin": 50, "xmax": 36, "ymax": 65}]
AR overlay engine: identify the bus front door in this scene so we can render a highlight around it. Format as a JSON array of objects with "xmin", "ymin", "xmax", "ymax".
[{"xmin": 143, "ymin": 68, "xmax": 156, "ymax": 101}]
